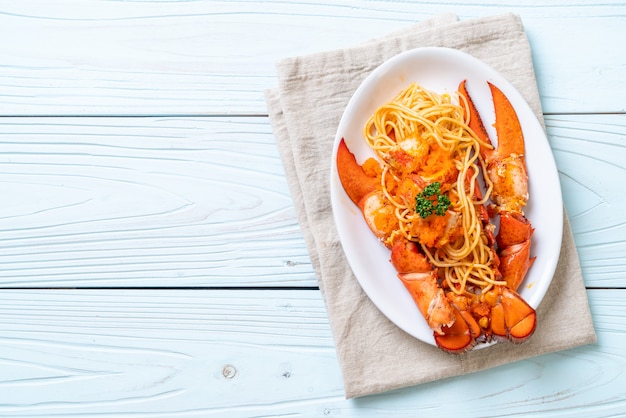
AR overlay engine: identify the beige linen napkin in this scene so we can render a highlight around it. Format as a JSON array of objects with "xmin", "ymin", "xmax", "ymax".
[{"xmin": 265, "ymin": 13, "xmax": 596, "ymax": 398}]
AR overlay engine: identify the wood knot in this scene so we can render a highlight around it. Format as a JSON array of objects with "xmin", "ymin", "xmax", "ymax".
[{"xmin": 222, "ymin": 364, "xmax": 237, "ymax": 379}]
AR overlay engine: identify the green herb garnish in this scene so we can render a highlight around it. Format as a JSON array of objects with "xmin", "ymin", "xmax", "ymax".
[{"xmin": 415, "ymin": 182, "xmax": 451, "ymax": 218}]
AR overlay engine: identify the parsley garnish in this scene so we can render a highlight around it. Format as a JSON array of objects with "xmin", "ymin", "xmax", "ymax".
[{"xmin": 415, "ymin": 182, "xmax": 451, "ymax": 218}]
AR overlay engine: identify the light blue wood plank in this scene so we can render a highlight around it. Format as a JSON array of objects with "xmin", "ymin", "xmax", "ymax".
[
  {"xmin": 0, "ymin": 289, "xmax": 621, "ymax": 416},
  {"xmin": 0, "ymin": 117, "xmax": 314, "ymax": 287},
  {"xmin": 0, "ymin": 114, "xmax": 622, "ymax": 288},
  {"xmin": 549, "ymin": 114, "xmax": 626, "ymax": 287},
  {"xmin": 0, "ymin": 1, "xmax": 621, "ymax": 416},
  {"xmin": 0, "ymin": 1, "xmax": 623, "ymax": 115}
]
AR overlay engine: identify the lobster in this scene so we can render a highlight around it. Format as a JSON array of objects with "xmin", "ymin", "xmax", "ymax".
[{"xmin": 335, "ymin": 80, "xmax": 536, "ymax": 353}]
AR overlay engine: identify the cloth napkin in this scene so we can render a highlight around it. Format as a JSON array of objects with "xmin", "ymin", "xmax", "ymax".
[{"xmin": 265, "ymin": 13, "xmax": 596, "ymax": 399}]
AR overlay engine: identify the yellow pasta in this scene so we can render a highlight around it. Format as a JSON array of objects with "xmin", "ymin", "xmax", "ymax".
[{"xmin": 363, "ymin": 82, "xmax": 506, "ymax": 295}]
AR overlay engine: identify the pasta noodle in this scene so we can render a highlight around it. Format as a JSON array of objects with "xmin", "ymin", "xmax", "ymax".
[{"xmin": 363, "ymin": 82, "xmax": 506, "ymax": 295}]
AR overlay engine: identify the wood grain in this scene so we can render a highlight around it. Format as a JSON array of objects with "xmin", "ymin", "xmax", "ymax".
[
  {"xmin": 0, "ymin": 2, "xmax": 623, "ymax": 415},
  {"xmin": 0, "ymin": 115, "xmax": 623, "ymax": 288},
  {"xmin": 0, "ymin": 1, "xmax": 623, "ymax": 115},
  {"xmin": 0, "ymin": 117, "xmax": 314, "ymax": 287},
  {"xmin": 0, "ymin": 289, "xmax": 621, "ymax": 416},
  {"xmin": 549, "ymin": 114, "xmax": 626, "ymax": 288}
]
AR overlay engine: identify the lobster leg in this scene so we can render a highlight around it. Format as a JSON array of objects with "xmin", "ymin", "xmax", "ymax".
[
  {"xmin": 391, "ymin": 239, "xmax": 476, "ymax": 353},
  {"xmin": 458, "ymin": 80, "xmax": 535, "ymax": 291}
]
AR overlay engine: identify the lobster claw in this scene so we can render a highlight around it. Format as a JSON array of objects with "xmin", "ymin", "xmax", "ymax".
[
  {"xmin": 458, "ymin": 80, "xmax": 534, "ymax": 291},
  {"xmin": 391, "ymin": 240, "xmax": 456, "ymax": 336},
  {"xmin": 392, "ymin": 240, "xmax": 477, "ymax": 354},
  {"xmin": 336, "ymin": 138, "xmax": 379, "ymax": 206},
  {"xmin": 458, "ymin": 80, "xmax": 529, "ymax": 214},
  {"xmin": 497, "ymin": 212, "xmax": 536, "ymax": 291},
  {"xmin": 336, "ymin": 138, "xmax": 398, "ymax": 243},
  {"xmin": 398, "ymin": 271, "xmax": 456, "ymax": 336},
  {"xmin": 390, "ymin": 239, "xmax": 432, "ymax": 274}
]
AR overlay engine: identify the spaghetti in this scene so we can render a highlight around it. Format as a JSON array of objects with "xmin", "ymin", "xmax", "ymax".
[{"xmin": 363, "ymin": 82, "xmax": 506, "ymax": 294}]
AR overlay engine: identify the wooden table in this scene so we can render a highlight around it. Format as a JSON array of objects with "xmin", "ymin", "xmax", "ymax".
[{"xmin": 1, "ymin": 2, "xmax": 624, "ymax": 416}]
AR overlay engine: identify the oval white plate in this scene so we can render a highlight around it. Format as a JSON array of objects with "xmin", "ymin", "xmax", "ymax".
[{"xmin": 330, "ymin": 47, "xmax": 563, "ymax": 347}]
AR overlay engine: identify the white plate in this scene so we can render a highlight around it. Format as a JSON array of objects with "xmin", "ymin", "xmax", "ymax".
[{"xmin": 330, "ymin": 47, "xmax": 563, "ymax": 347}]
